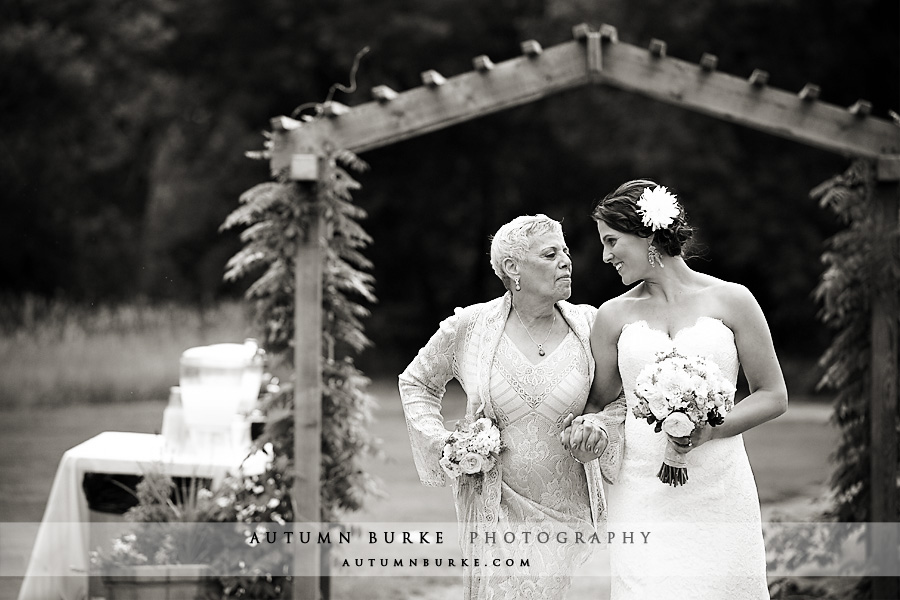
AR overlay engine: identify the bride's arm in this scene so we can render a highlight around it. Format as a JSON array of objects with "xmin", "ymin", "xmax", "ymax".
[
  {"xmin": 709, "ymin": 283, "xmax": 788, "ymax": 440},
  {"xmin": 588, "ymin": 304, "xmax": 624, "ymax": 409},
  {"xmin": 563, "ymin": 303, "xmax": 626, "ymax": 481}
]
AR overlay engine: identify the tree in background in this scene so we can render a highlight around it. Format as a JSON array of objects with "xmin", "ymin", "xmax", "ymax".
[{"xmin": 1, "ymin": 0, "xmax": 896, "ymax": 374}]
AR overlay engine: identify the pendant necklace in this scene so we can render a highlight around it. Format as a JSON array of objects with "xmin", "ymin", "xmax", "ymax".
[{"xmin": 513, "ymin": 305, "xmax": 556, "ymax": 356}]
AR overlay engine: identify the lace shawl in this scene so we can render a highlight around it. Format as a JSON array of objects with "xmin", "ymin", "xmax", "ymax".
[
  {"xmin": 584, "ymin": 395, "xmax": 627, "ymax": 484},
  {"xmin": 398, "ymin": 292, "xmax": 617, "ymax": 528}
]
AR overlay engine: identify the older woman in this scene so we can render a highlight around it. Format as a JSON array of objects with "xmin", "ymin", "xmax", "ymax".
[{"xmin": 399, "ymin": 215, "xmax": 613, "ymax": 599}]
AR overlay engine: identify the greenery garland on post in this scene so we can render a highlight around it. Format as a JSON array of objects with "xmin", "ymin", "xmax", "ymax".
[
  {"xmin": 220, "ymin": 147, "xmax": 381, "ymax": 596},
  {"xmin": 813, "ymin": 159, "xmax": 880, "ymax": 526},
  {"xmin": 767, "ymin": 159, "xmax": 899, "ymax": 599},
  {"xmin": 814, "ymin": 157, "xmax": 900, "ymax": 520},
  {"xmin": 812, "ymin": 159, "xmax": 898, "ymax": 599}
]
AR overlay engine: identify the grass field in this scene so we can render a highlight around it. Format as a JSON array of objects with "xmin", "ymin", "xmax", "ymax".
[
  {"xmin": 0, "ymin": 298, "xmax": 259, "ymax": 407},
  {"xmin": 0, "ymin": 378, "xmax": 837, "ymax": 599},
  {"xmin": 0, "ymin": 300, "xmax": 841, "ymax": 599}
]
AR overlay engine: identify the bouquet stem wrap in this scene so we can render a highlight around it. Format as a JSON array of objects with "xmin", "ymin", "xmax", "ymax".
[{"xmin": 658, "ymin": 440, "xmax": 689, "ymax": 486}]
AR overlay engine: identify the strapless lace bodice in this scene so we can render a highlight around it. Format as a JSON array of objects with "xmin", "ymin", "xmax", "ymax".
[
  {"xmin": 619, "ymin": 317, "xmax": 739, "ymax": 399},
  {"xmin": 608, "ymin": 316, "xmax": 769, "ymax": 600}
]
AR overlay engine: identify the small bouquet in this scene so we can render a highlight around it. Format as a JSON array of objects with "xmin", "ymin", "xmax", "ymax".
[
  {"xmin": 632, "ymin": 349, "xmax": 736, "ymax": 486},
  {"xmin": 439, "ymin": 414, "xmax": 505, "ymax": 494}
]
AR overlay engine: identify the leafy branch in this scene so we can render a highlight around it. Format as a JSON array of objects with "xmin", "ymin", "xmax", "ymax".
[
  {"xmin": 774, "ymin": 158, "xmax": 900, "ymax": 600},
  {"xmin": 220, "ymin": 147, "xmax": 381, "ymax": 597}
]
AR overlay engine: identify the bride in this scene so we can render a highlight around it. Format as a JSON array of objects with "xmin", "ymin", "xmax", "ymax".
[{"xmin": 564, "ymin": 179, "xmax": 787, "ymax": 599}]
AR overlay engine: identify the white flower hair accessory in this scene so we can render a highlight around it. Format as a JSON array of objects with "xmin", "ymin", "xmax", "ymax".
[{"xmin": 637, "ymin": 186, "xmax": 680, "ymax": 232}]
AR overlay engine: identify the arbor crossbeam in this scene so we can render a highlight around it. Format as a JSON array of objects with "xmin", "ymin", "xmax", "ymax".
[
  {"xmin": 271, "ymin": 25, "xmax": 899, "ymax": 177},
  {"xmin": 272, "ymin": 38, "xmax": 591, "ymax": 170}
]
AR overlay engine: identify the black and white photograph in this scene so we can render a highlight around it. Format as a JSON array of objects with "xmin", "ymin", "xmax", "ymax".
[{"xmin": 1, "ymin": 1, "xmax": 898, "ymax": 599}]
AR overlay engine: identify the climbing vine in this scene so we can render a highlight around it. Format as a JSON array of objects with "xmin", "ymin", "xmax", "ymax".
[
  {"xmin": 223, "ymin": 145, "xmax": 380, "ymax": 520},
  {"xmin": 813, "ymin": 159, "xmax": 900, "ymax": 528},
  {"xmin": 766, "ymin": 159, "xmax": 899, "ymax": 599},
  {"xmin": 771, "ymin": 159, "xmax": 899, "ymax": 599},
  {"xmin": 219, "ymin": 145, "xmax": 380, "ymax": 597}
]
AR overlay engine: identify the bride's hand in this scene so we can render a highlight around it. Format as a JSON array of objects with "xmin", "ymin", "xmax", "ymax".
[
  {"xmin": 667, "ymin": 425, "xmax": 714, "ymax": 454},
  {"xmin": 560, "ymin": 413, "xmax": 608, "ymax": 456}
]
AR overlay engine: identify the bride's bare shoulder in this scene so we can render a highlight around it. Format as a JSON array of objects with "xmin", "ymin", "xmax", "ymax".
[
  {"xmin": 703, "ymin": 278, "xmax": 756, "ymax": 303},
  {"xmin": 598, "ymin": 290, "xmax": 641, "ymax": 314},
  {"xmin": 692, "ymin": 273, "xmax": 749, "ymax": 297},
  {"xmin": 699, "ymin": 278, "xmax": 763, "ymax": 326},
  {"xmin": 594, "ymin": 291, "xmax": 642, "ymax": 333}
]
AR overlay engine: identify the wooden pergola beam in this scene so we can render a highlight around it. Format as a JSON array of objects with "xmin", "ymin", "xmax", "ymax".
[
  {"xmin": 592, "ymin": 40, "xmax": 898, "ymax": 160},
  {"xmin": 270, "ymin": 38, "xmax": 592, "ymax": 171},
  {"xmin": 271, "ymin": 27, "xmax": 898, "ymax": 176}
]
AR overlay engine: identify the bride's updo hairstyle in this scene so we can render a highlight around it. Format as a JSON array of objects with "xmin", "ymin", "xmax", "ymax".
[{"xmin": 590, "ymin": 179, "xmax": 695, "ymax": 257}]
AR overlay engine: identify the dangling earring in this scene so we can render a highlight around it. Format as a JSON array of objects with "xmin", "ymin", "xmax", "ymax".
[
  {"xmin": 648, "ymin": 245, "xmax": 664, "ymax": 268},
  {"xmin": 514, "ymin": 277, "xmax": 521, "ymax": 291}
]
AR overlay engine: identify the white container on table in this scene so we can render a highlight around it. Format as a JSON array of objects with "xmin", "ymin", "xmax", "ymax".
[{"xmin": 178, "ymin": 340, "xmax": 264, "ymax": 456}]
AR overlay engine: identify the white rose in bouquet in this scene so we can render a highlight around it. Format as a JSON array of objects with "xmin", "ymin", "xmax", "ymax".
[
  {"xmin": 649, "ymin": 396, "xmax": 671, "ymax": 421},
  {"xmin": 458, "ymin": 452, "xmax": 486, "ymax": 475},
  {"xmin": 658, "ymin": 368, "xmax": 693, "ymax": 401},
  {"xmin": 661, "ymin": 411, "xmax": 695, "ymax": 438}
]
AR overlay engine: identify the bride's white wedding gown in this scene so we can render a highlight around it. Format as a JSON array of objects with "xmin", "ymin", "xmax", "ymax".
[{"xmin": 607, "ymin": 317, "xmax": 769, "ymax": 599}]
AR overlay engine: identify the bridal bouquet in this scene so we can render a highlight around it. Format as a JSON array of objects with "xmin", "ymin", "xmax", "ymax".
[
  {"xmin": 632, "ymin": 349, "xmax": 736, "ymax": 486},
  {"xmin": 440, "ymin": 414, "xmax": 505, "ymax": 493}
]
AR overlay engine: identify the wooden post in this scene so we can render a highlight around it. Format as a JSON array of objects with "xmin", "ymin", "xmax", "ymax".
[
  {"xmin": 870, "ymin": 176, "xmax": 899, "ymax": 598},
  {"xmin": 293, "ymin": 158, "xmax": 323, "ymax": 600}
]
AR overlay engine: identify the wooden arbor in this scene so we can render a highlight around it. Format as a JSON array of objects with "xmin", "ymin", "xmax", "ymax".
[{"xmin": 269, "ymin": 24, "xmax": 900, "ymax": 599}]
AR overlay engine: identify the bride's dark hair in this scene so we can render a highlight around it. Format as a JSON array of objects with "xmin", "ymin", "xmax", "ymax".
[{"xmin": 590, "ymin": 179, "xmax": 695, "ymax": 257}]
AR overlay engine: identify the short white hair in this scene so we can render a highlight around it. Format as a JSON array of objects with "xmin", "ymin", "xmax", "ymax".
[{"xmin": 489, "ymin": 214, "xmax": 563, "ymax": 290}]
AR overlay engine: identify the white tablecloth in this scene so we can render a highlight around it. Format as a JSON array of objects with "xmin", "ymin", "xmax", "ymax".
[{"xmin": 17, "ymin": 431, "xmax": 248, "ymax": 600}]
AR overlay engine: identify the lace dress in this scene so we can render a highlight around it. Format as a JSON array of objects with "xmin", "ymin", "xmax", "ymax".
[
  {"xmin": 477, "ymin": 330, "xmax": 595, "ymax": 598},
  {"xmin": 399, "ymin": 294, "xmax": 613, "ymax": 600},
  {"xmin": 608, "ymin": 317, "xmax": 769, "ymax": 599}
]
